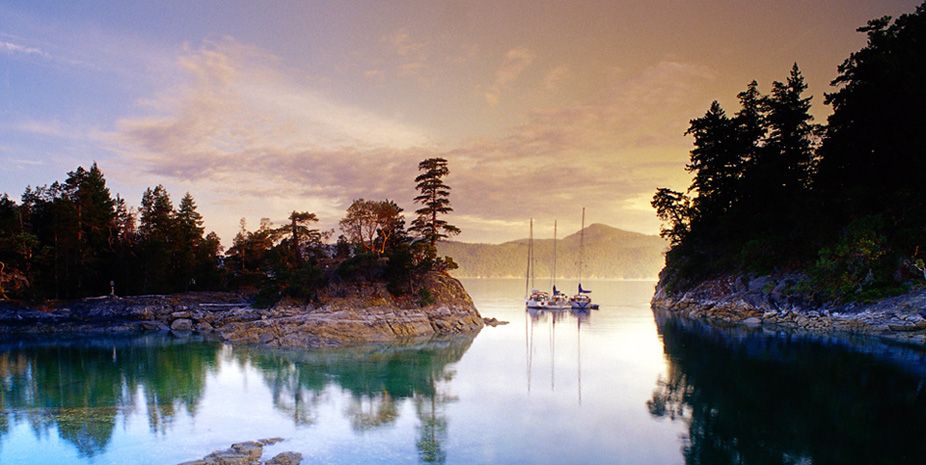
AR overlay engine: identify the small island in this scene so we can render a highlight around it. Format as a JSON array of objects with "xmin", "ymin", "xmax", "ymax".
[
  {"xmin": 651, "ymin": 6, "xmax": 926, "ymax": 344},
  {"xmin": 0, "ymin": 158, "xmax": 486, "ymax": 346}
]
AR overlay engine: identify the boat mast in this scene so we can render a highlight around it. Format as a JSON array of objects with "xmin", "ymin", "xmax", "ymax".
[
  {"xmin": 551, "ymin": 220, "xmax": 558, "ymax": 292},
  {"xmin": 525, "ymin": 218, "xmax": 533, "ymax": 298},
  {"xmin": 578, "ymin": 208, "xmax": 585, "ymax": 288}
]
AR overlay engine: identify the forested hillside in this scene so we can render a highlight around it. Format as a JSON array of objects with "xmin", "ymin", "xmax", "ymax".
[
  {"xmin": 438, "ymin": 224, "xmax": 667, "ymax": 279},
  {"xmin": 653, "ymin": 4, "xmax": 926, "ymax": 301}
]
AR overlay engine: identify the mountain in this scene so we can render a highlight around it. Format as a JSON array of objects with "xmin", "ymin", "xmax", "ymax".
[{"xmin": 437, "ymin": 223, "xmax": 668, "ymax": 279}]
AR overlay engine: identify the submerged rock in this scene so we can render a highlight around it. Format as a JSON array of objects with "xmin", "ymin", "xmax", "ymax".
[{"xmin": 176, "ymin": 439, "xmax": 301, "ymax": 465}]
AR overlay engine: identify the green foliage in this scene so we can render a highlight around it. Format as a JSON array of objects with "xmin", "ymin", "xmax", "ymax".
[
  {"xmin": 416, "ymin": 287, "xmax": 434, "ymax": 307},
  {"xmin": 808, "ymin": 215, "xmax": 903, "ymax": 302},
  {"xmin": 0, "ymin": 165, "xmax": 224, "ymax": 300}
]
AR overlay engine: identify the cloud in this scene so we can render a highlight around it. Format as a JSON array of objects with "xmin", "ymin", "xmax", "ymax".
[
  {"xmin": 0, "ymin": 38, "xmax": 94, "ymax": 69},
  {"xmin": 112, "ymin": 36, "xmax": 714, "ymax": 243},
  {"xmin": 444, "ymin": 60, "xmax": 716, "ymax": 236},
  {"xmin": 482, "ymin": 47, "xmax": 537, "ymax": 107},
  {"xmin": 0, "ymin": 40, "xmax": 49, "ymax": 58},
  {"xmin": 368, "ymin": 28, "xmax": 433, "ymax": 82},
  {"xmin": 543, "ymin": 65, "xmax": 573, "ymax": 92},
  {"xmin": 111, "ymin": 37, "xmax": 437, "ymax": 239}
]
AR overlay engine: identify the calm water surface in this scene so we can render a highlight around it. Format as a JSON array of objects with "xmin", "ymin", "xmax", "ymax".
[{"xmin": 2, "ymin": 279, "xmax": 926, "ymax": 464}]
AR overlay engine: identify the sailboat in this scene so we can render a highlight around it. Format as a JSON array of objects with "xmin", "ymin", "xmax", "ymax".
[
  {"xmin": 525, "ymin": 219, "xmax": 570, "ymax": 309},
  {"xmin": 570, "ymin": 208, "xmax": 599, "ymax": 310},
  {"xmin": 547, "ymin": 220, "xmax": 571, "ymax": 309},
  {"xmin": 525, "ymin": 219, "xmax": 550, "ymax": 309}
]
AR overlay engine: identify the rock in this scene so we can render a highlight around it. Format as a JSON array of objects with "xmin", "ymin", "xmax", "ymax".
[
  {"xmin": 194, "ymin": 321, "xmax": 214, "ymax": 332},
  {"xmin": 202, "ymin": 448, "xmax": 251, "ymax": 465},
  {"xmin": 140, "ymin": 320, "xmax": 170, "ymax": 331},
  {"xmin": 653, "ymin": 273, "xmax": 926, "ymax": 345},
  {"xmin": 265, "ymin": 452, "xmax": 303, "ymax": 465},
  {"xmin": 747, "ymin": 276, "xmax": 772, "ymax": 294},
  {"xmin": 483, "ymin": 317, "xmax": 509, "ymax": 327},
  {"xmin": 171, "ymin": 318, "xmax": 193, "ymax": 331},
  {"xmin": 176, "ymin": 440, "xmax": 300, "ymax": 465},
  {"xmin": 171, "ymin": 311, "xmax": 193, "ymax": 320},
  {"xmin": 231, "ymin": 441, "xmax": 263, "ymax": 461}
]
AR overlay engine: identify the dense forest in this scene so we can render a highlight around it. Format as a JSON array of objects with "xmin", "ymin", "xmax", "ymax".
[
  {"xmin": 0, "ymin": 158, "xmax": 461, "ymax": 305},
  {"xmin": 653, "ymin": 4, "xmax": 926, "ymax": 302},
  {"xmin": 438, "ymin": 224, "xmax": 666, "ymax": 279}
]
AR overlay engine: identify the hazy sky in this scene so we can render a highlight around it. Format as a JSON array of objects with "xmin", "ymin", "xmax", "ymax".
[{"xmin": 1, "ymin": 0, "xmax": 921, "ymax": 244}]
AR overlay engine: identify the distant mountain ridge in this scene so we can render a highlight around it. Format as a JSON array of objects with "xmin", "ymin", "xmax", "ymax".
[{"xmin": 437, "ymin": 223, "xmax": 667, "ymax": 279}]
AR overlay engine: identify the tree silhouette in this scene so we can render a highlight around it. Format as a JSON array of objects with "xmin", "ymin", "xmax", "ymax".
[{"xmin": 410, "ymin": 158, "xmax": 460, "ymax": 258}]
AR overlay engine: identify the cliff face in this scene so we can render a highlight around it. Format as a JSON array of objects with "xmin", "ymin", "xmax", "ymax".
[
  {"xmin": 0, "ymin": 272, "xmax": 484, "ymax": 348},
  {"xmin": 652, "ymin": 272, "xmax": 926, "ymax": 345}
]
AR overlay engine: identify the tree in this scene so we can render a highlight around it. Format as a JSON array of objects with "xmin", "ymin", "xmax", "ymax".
[
  {"xmin": 0, "ymin": 195, "xmax": 34, "ymax": 299},
  {"xmin": 651, "ymin": 188, "xmax": 692, "ymax": 246},
  {"xmin": 173, "ymin": 193, "xmax": 208, "ymax": 291},
  {"xmin": 759, "ymin": 64, "xmax": 818, "ymax": 196},
  {"xmin": 274, "ymin": 211, "xmax": 320, "ymax": 265},
  {"xmin": 817, "ymin": 5, "xmax": 926, "ymax": 252},
  {"xmin": 410, "ymin": 158, "xmax": 460, "ymax": 256},
  {"xmin": 339, "ymin": 199, "xmax": 405, "ymax": 255},
  {"xmin": 685, "ymin": 101, "xmax": 741, "ymax": 222},
  {"xmin": 138, "ymin": 185, "xmax": 174, "ymax": 293}
]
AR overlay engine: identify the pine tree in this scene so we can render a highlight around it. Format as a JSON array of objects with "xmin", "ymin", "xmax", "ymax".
[
  {"xmin": 410, "ymin": 158, "xmax": 460, "ymax": 257},
  {"xmin": 139, "ymin": 185, "xmax": 174, "ymax": 293}
]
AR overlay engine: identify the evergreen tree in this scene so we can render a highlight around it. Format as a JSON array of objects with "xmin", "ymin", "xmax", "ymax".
[
  {"xmin": 410, "ymin": 158, "xmax": 460, "ymax": 257},
  {"xmin": 817, "ymin": 5, "xmax": 926, "ymax": 252},
  {"xmin": 138, "ymin": 185, "xmax": 174, "ymax": 293},
  {"xmin": 173, "ymin": 193, "xmax": 206, "ymax": 291},
  {"xmin": 759, "ymin": 64, "xmax": 818, "ymax": 196},
  {"xmin": 685, "ymin": 101, "xmax": 740, "ymax": 223},
  {"xmin": 274, "ymin": 211, "xmax": 321, "ymax": 265},
  {"xmin": 63, "ymin": 163, "xmax": 118, "ymax": 295}
]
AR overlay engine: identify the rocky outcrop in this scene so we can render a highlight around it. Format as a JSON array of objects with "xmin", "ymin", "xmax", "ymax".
[
  {"xmin": 177, "ymin": 438, "xmax": 302, "ymax": 465},
  {"xmin": 652, "ymin": 273, "xmax": 926, "ymax": 345},
  {"xmin": 0, "ymin": 273, "xmax": 484, "ymax": 348}
]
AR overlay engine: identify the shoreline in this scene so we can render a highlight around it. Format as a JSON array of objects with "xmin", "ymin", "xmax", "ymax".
[
  {"xmin": 651, "ymin": 273, "xmax": 926, "ymax": 346},
  {"xmin": 0, "ymin": 274, "xmax": 486, "ymax": 348}
]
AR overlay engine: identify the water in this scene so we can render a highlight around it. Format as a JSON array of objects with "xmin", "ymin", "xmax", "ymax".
[{"xmin": 1, "ymin": 279, "xmax": 926, "ymax": 464}]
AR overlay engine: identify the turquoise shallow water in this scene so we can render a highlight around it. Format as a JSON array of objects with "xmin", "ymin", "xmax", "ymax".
[{"xmin": 1, "ymin": 279, "xmax": 925, "ymax": 464}]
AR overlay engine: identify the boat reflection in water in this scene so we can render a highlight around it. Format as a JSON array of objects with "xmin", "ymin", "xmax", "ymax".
[
  {"xmin": 650, "ymin": 308, "xmax": 926, "ymax": 465},
  {"xmin": 526, "ymin": 307, "xmax": 591, "ymax": 403}
]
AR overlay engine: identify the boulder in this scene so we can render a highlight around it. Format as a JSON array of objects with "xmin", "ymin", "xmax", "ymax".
[
  {"xmin": 170, "ymin": 318, "xmax": 193, "ymax": 332},
  {"xmin": 265, "ymin": 452, "xmax": 303, "ymax": 465}
]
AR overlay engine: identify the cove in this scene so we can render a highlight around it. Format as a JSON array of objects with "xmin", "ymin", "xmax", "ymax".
[{"xmin": 1, "ymin": 279, "xmax": 925, "ymax": 464}]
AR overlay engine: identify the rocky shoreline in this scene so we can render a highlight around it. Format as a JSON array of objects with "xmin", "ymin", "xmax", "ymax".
[
  {"xmin": 652, "ymin": 273, "xmax": 926, "ymax": 346},
  {"xmin": 0, "ymin": 273, "xmax": 487, "ymax": 348}
]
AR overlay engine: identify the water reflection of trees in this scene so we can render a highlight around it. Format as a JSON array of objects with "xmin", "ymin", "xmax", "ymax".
[
  {"xmin": 0, "ymin": 334, "xmax": 219, "ymax": 457},
  {"xmin": 234, "ymin": 334, "xmax": 476, "ymax": 463},
  {"xmin": 650, "ymin": 309, "xmax": 926, "ymax": 465}
]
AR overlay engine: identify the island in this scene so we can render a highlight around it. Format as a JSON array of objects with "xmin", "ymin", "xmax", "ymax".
[{"xmin": 0, "ymin": 158, "xmax": 492, "ymax": 347}]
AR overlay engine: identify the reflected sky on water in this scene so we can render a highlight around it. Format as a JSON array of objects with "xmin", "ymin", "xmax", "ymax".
[{"xmin": 1, "ymin": 279, "xmax": 925, "ymax": 464}]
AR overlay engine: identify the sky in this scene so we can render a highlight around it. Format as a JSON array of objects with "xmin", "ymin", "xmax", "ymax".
[{"xmin": 1, "ymin": 0, "xmax": 922, "ymax": 245}]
